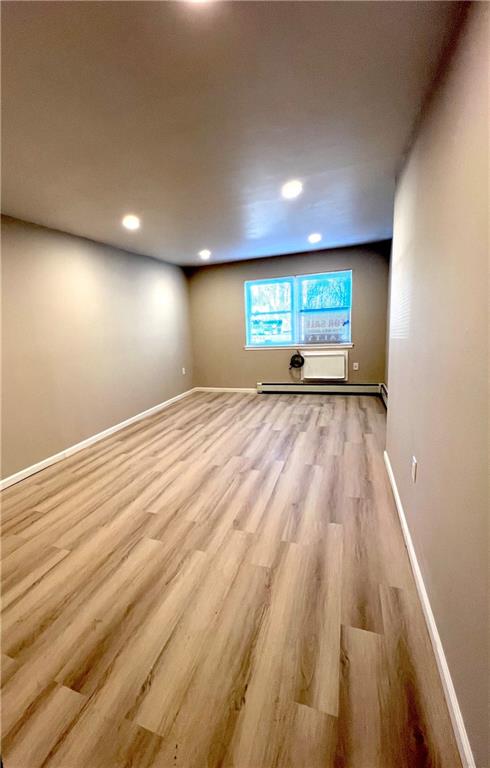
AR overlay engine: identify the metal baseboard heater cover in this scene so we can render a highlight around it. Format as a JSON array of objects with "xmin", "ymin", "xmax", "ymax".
[
  {"xmin": 257, "ymin": 382, "xmax": 381, "ymax": 394},
  {"xmin": 380, "ymin": 382, "xmax": 388, "ymax": 408}
]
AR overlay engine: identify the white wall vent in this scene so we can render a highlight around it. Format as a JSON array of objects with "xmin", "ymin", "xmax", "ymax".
[{"xmin": 301, "ymin": 349, "xmax": 348, "ymax": 381}]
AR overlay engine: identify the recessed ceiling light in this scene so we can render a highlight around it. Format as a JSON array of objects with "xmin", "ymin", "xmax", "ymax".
[
  {"xmin": 281, "ymin": 179, "xmax": 303, "ymax": 200},
  {"xmin": 122, "ymin": 214, "xmax": 140, "ymax": 231},
  {"xmin": 308, "ymin": 233, "xmax": 322, "ymax": 244},
  {"xmin": 199, "ymin": 249, "xmax": 211, "ymax": 260}
]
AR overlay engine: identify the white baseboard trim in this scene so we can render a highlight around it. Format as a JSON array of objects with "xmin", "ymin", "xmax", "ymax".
[
  {"xmin": 0, "ymin": 388, "xmax": 197, "ymax": 491},
  {"xmin": 193, "ymin": 387, "xmax": 257, "ymax": 393},
  {"xmin": 383, "ymin": 450, "xmax": 475, "ymax": 768}
]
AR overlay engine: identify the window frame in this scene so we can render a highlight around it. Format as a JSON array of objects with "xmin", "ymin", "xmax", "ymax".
[
  {"xmin": 244, "ymin": 269, "xmax": 353, "ymax": 349},
  {"xmin": 244, "ymin": 275, "xmax": 296, "ymax": 347}
]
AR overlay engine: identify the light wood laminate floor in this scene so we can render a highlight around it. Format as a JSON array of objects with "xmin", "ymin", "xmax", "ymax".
[{"xmin": 1, "ymin": 392, "xmax": 461, "ymax": 767}]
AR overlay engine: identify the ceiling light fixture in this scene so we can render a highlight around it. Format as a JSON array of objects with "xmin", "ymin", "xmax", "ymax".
[
  {"xmin": 199, "ymin": 249, "xmax": 211, "ymax": 260},
  {"xmin": 308, "ymin": 233, "xmax": 322, "ymax": 244},
  {"xmin": 281, "ymin": 179, "xmax": 303, "ymax": 200},
  {"xmin": 122, "ymin": 214, "xmax": 140, "ymax": 231}
]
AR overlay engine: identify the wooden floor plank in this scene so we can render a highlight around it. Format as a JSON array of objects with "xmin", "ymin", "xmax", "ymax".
[
  {"xmin": 228, "ymin": 542, "xmax": 309, "ymax": 767},
  {"xmin": 335, "ymin": 625, "xmax": 393, "ymax": 768},
  {"xmin": 2, "ymin": 684, "xmax": 86, "ymax": 768},
  {"xmin": 379, "ymin": 584, "xmax": 461, "ymax": 768},
  {"xmin": 0, "ymin": 392, "xmax": 461, "ymax": 767},
  {"xmin": 294, "ymin": 524, "xmax": 343, "ymax": 716}
]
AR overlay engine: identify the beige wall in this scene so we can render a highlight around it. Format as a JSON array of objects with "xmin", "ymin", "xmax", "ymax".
[
  {"xmin": 188, "ymin": 244, "xmax": 390, "ymax": 388},
  {"xmin": 387, "ymin": 5, "xmax": 489, "ymax": 765},
  {"xmin": 1, "ymin": 216, "xmax": 193, "ymax": 478}
]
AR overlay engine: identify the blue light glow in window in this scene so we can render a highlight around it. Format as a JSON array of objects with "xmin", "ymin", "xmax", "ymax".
[{"xmin": 244, "ymin": 270, "xmax": 352, "ymax": 347}]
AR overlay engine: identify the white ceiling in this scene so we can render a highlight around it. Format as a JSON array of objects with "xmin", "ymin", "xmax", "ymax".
[{"xmin": 1, "ymin": 1, "xmax": 462, "ymax": 265}]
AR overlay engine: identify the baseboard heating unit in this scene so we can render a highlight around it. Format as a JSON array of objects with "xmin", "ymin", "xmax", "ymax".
[
  {"xmin": 257, "ymin": 382, "xmax": 382, "ymax": 395},
  {"xmin": 380, "ymin": 382, "xmax": 388, "ymax": 408}
]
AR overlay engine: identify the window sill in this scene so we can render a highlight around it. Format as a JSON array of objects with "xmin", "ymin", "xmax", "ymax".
[{"xmin": 244, "ymin": 343, "xmax": 354, "ymax": 351}]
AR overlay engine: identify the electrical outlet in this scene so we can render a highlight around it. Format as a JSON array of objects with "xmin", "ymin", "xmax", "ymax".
[
  {"xmin": 411, "ymin": 456, "xmax": 418, "ymax": 483},
  {"xmin": 353, "ymin": 362, "xmax": 359, "ymax": 371},
  {"xmin": 182, "ymin": 367, "xmax": 186, "ymax": 375}
]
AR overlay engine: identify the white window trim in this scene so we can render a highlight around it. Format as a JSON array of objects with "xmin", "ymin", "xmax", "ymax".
[{"xmin": 244, "ymin": 343, "xmax": 354, "ymax": 351}]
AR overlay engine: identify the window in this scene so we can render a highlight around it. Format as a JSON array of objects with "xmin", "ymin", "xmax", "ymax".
[
  {"xmin": 244, "ymin": 276, "xmax": 295, "ymax": 346},
  {"xmin": 244, "ymin": 270, "xmax": 352, "ymax": 347}
]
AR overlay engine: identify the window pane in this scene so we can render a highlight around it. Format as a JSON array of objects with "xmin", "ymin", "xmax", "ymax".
[
  {"xmin": 244, "ymin": 271, "xmax": 352, "ymax": 346},
  {"xmin": 299, "ymin": 308, "xmax": 351, "ymax": 344},
  {"xmin": 249, "ymin": 312, "xmax": 293, "ymax": 346},
  {"xmin": 249, "ymin": 280, "xmax": 291, "ymax": 314},
  {"xmin": 299, "ymin": 271, "xmax": 352, "ymax": 311}
]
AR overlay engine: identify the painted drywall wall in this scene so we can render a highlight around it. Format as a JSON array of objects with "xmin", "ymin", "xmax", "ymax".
[
  {"xmin": 1, "ymin": 216, "xmax": 193, "ymax": 477},
  {"xmin": 188, "ymin": 244, "xmax": 390, "ymax": 388},
  {"xmin": 387, "ymin": 5, "xmax": 489, "ymax": 764}
]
